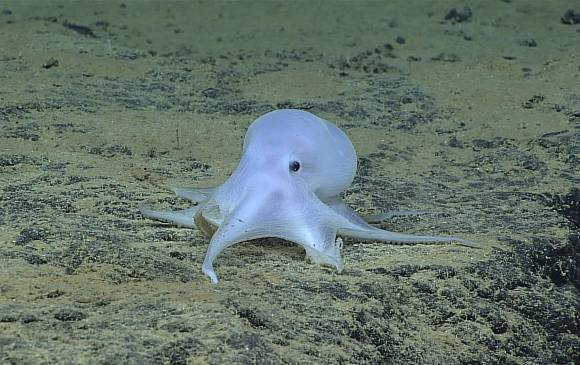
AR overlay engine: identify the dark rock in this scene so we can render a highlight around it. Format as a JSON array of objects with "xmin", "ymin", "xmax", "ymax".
[
  {"xmin": 431, "ymin": 53, "xmax": 461, "ymax": 62},
  {"xmin": 54, "ymin": 308, "xmax": 87, "ymax": 321},
  {"xmin": 15, "ymin": 227, "xmax": 47, "ymax": 245},
  {"xmin": 41, "ymin": 57, "xmax": 59, "ymax": 69},
  {"xmin": 63, "ymin": 22, "xmax": 96, "ymax": 37},
  {"xmin": 522, "ymin": 95, "xmax": 545, "ymax": 109},
  {"xmin": 561, "ymin": 9, "xmax": 580, "ymax": 24},
  {"xmin": 444, "ymin": 7, "xmax": 473, "ymax": 23},
  {"xmin": 520, "ymin": 38, "xmax": 538, "ymax": 47}
]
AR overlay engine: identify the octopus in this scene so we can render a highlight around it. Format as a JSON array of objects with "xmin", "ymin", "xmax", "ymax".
[{"xmin": 141, "ymin": 109, "xmax": 475, "ymax": 283}]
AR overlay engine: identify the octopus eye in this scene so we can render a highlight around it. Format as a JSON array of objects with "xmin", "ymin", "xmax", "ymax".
[{"xmin": 289, "ymin": 160, "xmax": 301, "ymax": 172}]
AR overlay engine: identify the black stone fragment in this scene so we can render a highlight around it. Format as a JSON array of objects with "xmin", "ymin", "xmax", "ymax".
[
  {"xmin": 169, "ymin": 251, "xmax": 186, "ymax": 260},
  {"xmin": 42, "ymin": 57, "xmax": 59, "ymax": 69},
  {"xmin": 444, "ymin": 7, "xmax": 473, "ymax": 23},
  {"xmin": 431, "ymin": 53, "xmax": 461, "ymax": 62},
  {"xmin": 388, "ymin": 264, "xmax": 422, "ymax": 278},
  {"xmin": 519, "ymin": 38, "xmax": 538, "ymax": 47},
  {"xmin": 522, "ymin": 94, "xmax": 545, "ymax": 109},
  {"xmin": 82, "ymin": 144, "xmax": 133, "ymax": 157},
  {"xmin": 447, "ymin": 136, "xmax": 464, "ymax": 148},
  {"xmin": 54, "ymin": 308, "xmax": 87, "ymax": 321},
  {"xmin": 63, "ymin": 21, "xmax": 96, "ymax": 37},
  {"xmin": 45, "ymin": 289, "xmax": 65, "ymax": 298},
  {"xmin": 561, "ymin": 9, "xmax": 580, "ymax": 24},
  {"xmin": 15, "ymin": 227, "xmax": 47, "ymax": 245}
]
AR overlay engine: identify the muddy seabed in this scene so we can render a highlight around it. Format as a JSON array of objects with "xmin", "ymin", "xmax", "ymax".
[{"xmin": 0, "ymin": 1, "xmax": 579, "ymax": 364}]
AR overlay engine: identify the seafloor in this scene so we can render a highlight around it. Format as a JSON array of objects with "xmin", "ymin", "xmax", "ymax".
[{"xmin": 0, "ymin": 1, "xmax": 578, "ymax": 364}]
